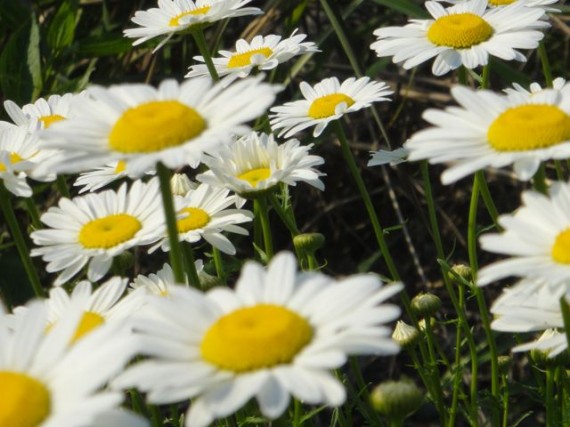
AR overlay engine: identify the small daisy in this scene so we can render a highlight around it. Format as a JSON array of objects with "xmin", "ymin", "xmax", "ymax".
[
  {"xmin": 73, "ymin": 160, "xmax": 156, "ymax": 194},
  {"xmin": 130, "ymin": 262, "xmax": 204, "ymax": 296},
  {"xmin": 491, "ymin": 278, "xmax": 568, "ymax": 356},
  {"xmin": 478, "ymin": 181, "xmax": 570, "ymax": 286},
  {"xmin": 435, "ymin": 0, "xmax": 560, "ymax": 12},
  {"xmin": 31, "ymin": 179, "xmax": 164, "ymax": 286},
  {"xmin": 150, "ymin": 183, "xmax": 253, "ymax": 255},
  {"xmin": 186, "ymin": 30, "xmax": 319, "ymax": 86},
  {"xmin": 124, "ymin": 0, "xmax": 262, "ymax": 52},
  {"xmin": 504, "ymin": 76, "xmax": 568, "ymax": 98},
  {"xmin": 4, "ymin": 93, "xmax": 76, "ymax": 132},
  {"xmin": 0, "ymin": 126, "xmax": 39, "ymax": 197},
  {"xmin": 197, "ymin": 132, "xmax": 325, "ymax": 197},
  {"xmin": 38, "ymin": 77, "xmax": 278, "ymax": 177},
  {"xmin": 270, "ymin": 76, "xmax": 393, "ymax": 138},
  {"xmin": 113, "ymin": 252, "xmax": 402, "ymax": 427},
  {"xmin": 0, "ymin": 301, "xmax": 140, "ymax": 426},
  {"xmin": 370, "ymin": 0, "xmax": 547, "ymax": 76},
  {"xmin": 405, "ymin": 85, "xmax": 570, "ymax": 184}
]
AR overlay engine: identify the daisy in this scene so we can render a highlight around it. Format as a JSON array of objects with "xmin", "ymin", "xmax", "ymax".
[
  {"xmin": 38, "ymin": 77, "xmax": 278, "ymax": 177},
  {"xmin": 124, "ymin": 0, "xmax": 262, "ymax": 52},
  {"xmin": 491, "ymin": 277, "xmax": 568, "ymax": 356},
  {"xmin": 113, "ymin": 252, "xmax": 402, "ymax": 427},
  {"xmin": 0, "ymin": 126, "xmax": 38, "ymax": 197},
  {"xmin": 0, "ymin": 301, "xmax": 140, "ymax": 426},
  {"xmin": 478, "ymin": 181, "xmax": 570, "ymax": 286},
  {"xmin": 150, "ymin": 183, "xmax": 253, "ymax": 255},
  {"xmin": 186, "ymin": 30, "xmax": 319, "ymax": 86},
  {"xmin": 4, "ymin": 93, "xmax": 76, "ymax": 132},
  {"xmin": 73, "ymin": 160, "xmax": 156, "ymax": 194},
  {"xmin": 130, "ymin": 262, "xmax": 204, "ymax": 296},
  {"xmin": 197, "ymin": 132, "xmax": 325, "ymax": 197},
  {"xmin": 30, "ymin": 179, "xmax": 164, "ymax": 286},
  {"xmin": 370, "ymin": 0, "xmax": 547, "ymax": 76},
  {"xmin": 270, "ymin": 76, "xmax": 393, "ymax": 138},
  {"xmin": 435, "ymin": 0, "xmax": 560, "ymax": 12},
  {"xmin": 404, "ymin": 85, "xmax": 570, "ymax": 184},
  {"xmin": 504, "ymin": 76, "xmax": 568, "ymax": 98}
]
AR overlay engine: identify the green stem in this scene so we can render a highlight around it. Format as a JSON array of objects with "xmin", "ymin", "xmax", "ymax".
[
  {"xmin": 269, "ymin": 193, "xmax": 300, "ymax": 236},
  {"xmin": 255, "ymin": 198, "xmax": 274, "ymax": 260},
  {"xmin": 156, "ymin": 162, "xmax": 186, "ymax": 284},
  {"xmin": 56, "ymin": 175, "xmax": 70, "ymax": 198},
  {"xmin": 23, "ymin": 196, "xmax": 42, "ymax": 230},
  {"xmin": 546, "ymin": 367, "xmax": 555, "ymax": 427},
  {"xmin": 537, "ymin": 42, "xmax": 553, "ymax": 88},
  {"xmin": 560, "ymin": 296, "xmax": 570, "ymax": 358},
  {"xmin": 501, "ymin": 368, "xmax": 509, "ymax": 427},
  {"xmin": 481, "ymin": 64, "xmax": 491, "ymax": 89},
  {"xmin": 293, "ymin": 399, "xmax": 302, "ymax": 427},
  {"xmin": 212, "ymin": 247, "xmax": 226, "ymax": 283},
  {"xmin": 181, "ymin": 242, "xmax": 201, "ymax": 288},
  {"xmin": 532, "ymin": 164, "xmax": 548, "ymax": 194},
  {"xmin": 0, "ymin": 188, "xmax": 44, "ymax": 298},
  {"xmin": 192, "ymin": 27, "xmax": 220, "ymax": 81},
  {"xmin": 475, "ymin": 171, "xmax": 499, "ymax": 229},
  {"xmin": 422, "ymin": 316, "xmax": 447, "ymax": 422}
]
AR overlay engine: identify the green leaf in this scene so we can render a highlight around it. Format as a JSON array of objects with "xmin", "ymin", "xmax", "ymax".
[
  {"xmin": 47, "ymin": 1, "xmax": 78, "ymax": 52},
  {"xmin": 0, "ymin": 15, "xmax": 42, "ymax": 104},
  {"xmin": 77, "ymin": 34, "xmax": 134, "ymax": 56},
  {"xmin": 369, "ymin": 0, "xmax": 428, "ymax": 18}
]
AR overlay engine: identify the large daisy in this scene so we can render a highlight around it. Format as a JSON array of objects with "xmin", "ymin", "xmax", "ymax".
[
  {"xmin": 30, "ymin": 179, "xmax": 164, "ymax": 286},
  {"xmin": 0, "ymin": 301, "xmax": 140, "ymax": 426},
  {"xmin": 150, "ymin": 183, "xmax": 253, "ymax": 255},
  {"xmin": 270, "ymin": 76, "xmax": 392, "ymax": 138},
  {"xmin": 197, "ymin": 132, "xmax": 325, "ymax": 197},
  {"xmin": 370, "ymin": 0, "xmax": 547, "ymax": 76},
  {"xmin": 38, "ymin": 77, "xmax": 278, "ymax": 177},
  {"xmin": 124, "ymin": 0, "xmax": 262, "ymax": 52},
  {"xmin": 186, "ymin": 30, "xmax": 319, "ymax": 86},
  {"xmin": 404, "ymin": 85, "xmax": 570, "ymax": 184},
  {"xmin": 478, "ymin": 181, "xmax": 570, "ymax": 286},
  {"xmin": 113, "ymin": 252, "xmax": 402, "ymax": 427}
]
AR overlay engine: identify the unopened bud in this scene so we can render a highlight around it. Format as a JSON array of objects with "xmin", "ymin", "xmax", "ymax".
[
  {"xmin": 392, "ymin": 321, "xmax": 420, "ymax": 349},
  {"xmin": 497, "ymin": 355, "xmax": 511, "ymax": 375},
  {"xmin": 448, "ymin": 264, "xmax": 472, "ymax": 283},
  {"xmin": 293, "ymin": 233, "xmax": 325, "ymax": 256},
  {"xmin": 530, "ymin": 329, "xmax": 570, "ymax": 367},
  {"xmin": 370, "ymin": 379, "xmax": 423, "ymax": 422},
  {"xmin": 171, "ymin": 173, "xmax": 197, "ymax": 196},
  {"xmin": 417, "ymin": 317, "xmax": 436, "ymax": 332},
  {"xmin": 411, "ymin": 292, "xmax": 441, "ymax": 318}
]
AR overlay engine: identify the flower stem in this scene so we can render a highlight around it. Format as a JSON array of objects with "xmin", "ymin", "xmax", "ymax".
[
  {"xmin": 0, "ymin": 187, "xmax": 44, "ymax": 298},
  {"xmin": 538, "ymin": 42, "xmax": 553, "ymax": 88},
  {"xmin": 255, "ymin": 198, "xmax": 273, "ymax": 260},
  {"xmin": 532, "ymin": 164, "xmax": 548, "ymax": 194},
  {"xmin": 23, "ymin": 196, "xmax": 42, "ymax": 230},
  {"xmin": 192, "ymin": 27, "xmax": 220, "ymax": 82},
  {"xmin": 181, "ymin": 242, "xmax": 201, "ymax": 288},
  {"xmin": 475, "ymin": 171, "xmax": 499, "ymax": 229},
  {"xmin": 156, "ymin": 162, "xmax": 186, "ymax": 284},
  {"xmin": 212, "ymin": 247, "xmax": 226, "ymax": 283},
  {"xmin": 56, "ymin": 175, "xmax": 70, "ymax": 198}
]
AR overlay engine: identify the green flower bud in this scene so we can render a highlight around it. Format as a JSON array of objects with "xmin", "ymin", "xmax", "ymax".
[
  {"xmin": 411, "ymin": 292, "xmax": 441, "ymax": 318},
  {"xmin": 497, "ymin": 355, "xmax": 511, "ymax": 375},
  {"xmin": 392, "ymin": 321, "xmax": 420, "ymax": 349},
  {"xmin": 370, "ymin": 379, "xmax": 424, "ymax": 422},
  {"xmin": 530, "ymin": 329, "xmax": 570, "ymax": 367},
  {"xmin": 198, "ymin": 270, "xmax": 225, "ymax": 290},
  {"xmin": 448, "ymin": 264, "xmax": 472, "ymax": 283},
  {"xmin": 293, "ymin": 233, "xmax": 325, "ymax": 256}
]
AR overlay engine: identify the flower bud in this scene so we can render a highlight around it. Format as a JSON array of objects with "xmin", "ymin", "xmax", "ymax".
[
  {"xmin": 370, "ymin": 379, "xmax": 423, "ymax": 422},
  {"xmin": 529, "ymin": 329, "xmax": 570, "ymax": 367},
  {"xmin": 170, "ymin": 173, "xmax": 197, "ymax": 196},
  {"xmin": 411, "ymin": 292, "xmax": 441, "ymax": 318},
  {"xmin": 448, "ymin": 264, "xmax": 472, "ymax": 283},
  {"xmin": 293, "ymin": 233, "xmax": 325, "ymax": 256},
  {"xmin": 392, "ymin": 321, "xmax": 420, "ymax": 349}
]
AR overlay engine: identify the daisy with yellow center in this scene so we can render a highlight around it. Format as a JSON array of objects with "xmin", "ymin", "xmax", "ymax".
[
  {"xmin": 197, "ymin": 132, "xmax": 325, "ymax": 198},
  {"xmin": 0, "ymin": 301, "xmax": 140, "ymax": 427},
  {"xmin": 38, "ymin": 77, "xmax": 278, "ymax": 177},
  {"xmin": 435, "ymin": 0, "xmax": 560, "ymax": 12},
  {"xmin": 31, "ymin": 179, "xmax": 165, "ymax": 286},
  {"xmin": 0, "ymin": 126, "xmax": 38, "ymax": 197},
  {"xmin": 404, "ymin": 84, "xmax": 570, "ymax": 184},
  {"xmin": 186, "ymin": 30, "xmax": 319, "ymax": 86},
  {"xmin": 4, "ymin": 93, "xmax": 75, "ymax": 132},
  {"xmin": 73, "ymin": 160, "xmax": 157, "ymax": 194},
  {"xmin": 370, "ymin": 0, "xmax": 547, "ymax": 76},
  {"xmin": 270, "ymin": 76, "xmax": 393, "ymax": 138},
  {"xmin": 124, "ymin": 0, "xmax": 261, "ymax": 52},
  {"xmin": 477, "ymin": 181, "xmax": 570, "ymax": 286},
  {"xmin": 113, "ymin": 252, "xmax": 403, "ymax": 427},
  {"xmin": 129, "ymin": 262, "xmax": 204, "ymax": 297},
  {"xmin": 150, "ymin": 183, "xmax": 253, "ymax": 255}
]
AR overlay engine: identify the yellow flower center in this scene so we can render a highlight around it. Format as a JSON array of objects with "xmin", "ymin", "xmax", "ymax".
[
  {"xmin": 109, "ymin": 101, "xmax": 206, "ymax": 154},
  {"xmin": 71, "ymin": 311, "xmax": 106, "ymax": 344},
  {"xmin": 308, "ymin": 93, "xmax": 355, "ymax": 119},
  {"xmin": 488, "ymin": 0, "xmax": 516, "ymax": 4},
  {"xmin": 79, "ymin": 214, "xmax": 142, "ymax": 249},
  {"xmin": 0, "ymin": 152, "xmax": 23, "ymax": 172},
  {"xmin": 487, "ymin": 104, "xmax": 570, "ymax": 151},
  {"xmin": 39, "ymin": 114, "xmax": 65, "ymax": 129},
  {"xmin": 0, "ymin": 371, "xmax": 50, "ymax": 427},
  {"xmin": 552, "ymin": 228, "xmax": 570, "ymax": 264},
  {"xmin": 177, "ymin": 207, "xmax": 211, "ymax": 232},
  {"xmin": 169, "ymin": 6, "xmax": 211, "ymax": 27},
  {"xmin": 427, "ymin": 13, "xmax": 494, "ymax": 48},
  {"xmin": 201, "ymin": 304, "xmax": 313, "ymax": 372},
  {"xmin": 227, "ymin": 47, "xmax": 274, "ymax": 68},
  {"xmin": 237, "ymin": 167, "xmax": 271, "ymax": 188},
  {"xmin": 114, "ymin": 160, "xmax": 127, "ymax": 174}
]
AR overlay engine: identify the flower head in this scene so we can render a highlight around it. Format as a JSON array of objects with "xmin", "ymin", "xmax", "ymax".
[
  {"xmin": 4, "ymin": 93, "xmax": 76, "ymax": 132},
  {"xmin": 113, "ymin": 252, "xmax": 402, "ymax": 427},
  {"xmin": 371, "ymin": 0, "xmax": 547, "ymax": 76},
  {"xmin": 270, "ymin": 76, "xmax": 392, "ymax": 138}
]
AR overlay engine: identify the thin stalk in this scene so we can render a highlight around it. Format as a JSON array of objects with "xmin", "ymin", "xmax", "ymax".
[
  {"xmin": 293, "ymin": 399, "xmax": 302, "ymax": 427},
  {"xmin": 23, "ymin": 196, "xmax": 42, "ymax": 230},
  {"xmin": 191, "ymin": 27, "xmax": 220, "ymax": 81},
  {"xmin": 149, "ymin": 405, "xmax": 162, "ymax": 427},
  {"xmin": 537, "ymin": 42, "xmax": 553, "ymax": 88},
  {"xmin": 129, "ymin": 389, "xmax": 147, "ymax": 415},
  {"xmin": 546, "ymin": 367, "xmax": 555, "ymax": 427},
  {"xmin": 555, "ymin": 160, "xmax": 565, "ymax": 181},
  {"xmin": 422, "ymin": 316, "xmax": 447, "ymax": 422},
  {"xmin": 255, "ymin": 198, "xmax": 274, "ymax": 260},
  {"xmin": 269, "ymin": 193, "xmax": 300, "ymax": 236},
  {"xmin": 212, "ymin": 247, "xmax": 226, "ymax": 283},
  {"xmin": 560, "ymin": 296, "xmax": 570, "ymax": 358},
  {"xmin": 181, "ymin": 242, "xmax": 201, "ymax": 288},
  {"xmin": 532, "ymin": 164, "xmax": 548, "ymax": 194},
  {"xmin": 156, "ymin": 162, "xmax": 186, "ymax": 284},
  {"xmin": 481, "ymin": 64, "xmax": 491, "ymax": 89},
  {"xmin": 0, "ymin": 188, "xmax": 44, "ymax": 297},
  {"xmin": 501, "ymin": 369, "xmax": 509, "ymax": 427},
  {"xmin": 56, "ymin": 175, "xmax": 70, "ymax": 198},
  {"xmin": 449, "ymin": 289, "xmax": 464, "ymax": 427},
  {"xmin": 475, "ymin": 171, "xmax": 499, "ymax": 229}
]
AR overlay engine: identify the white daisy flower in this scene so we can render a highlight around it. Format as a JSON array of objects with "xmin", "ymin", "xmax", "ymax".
[
  {"xmin": 270, "ymin": 76, "xmax": 393, "ymax": 138},
  {"xmin": 504, "ymin": 76, "xmax": 568, "ymax": 98},
  {"xmin": 435, "ymin": 0, "xmax": 560, "ymax": 12},
  {"xmin": 370, "ymin": 0, "xmax": 547, "ymax": 76},
  {"xmin": 38, "ymin": 77, "xmax": 278, "ymax": 177},
  {"xmin": 197, "ymin": 132, "xmax": 325, "ymax": 197},
  {"xmin": 491, "ymin": 277, "xmax": 568, "ymax": 356},
  {"xmin": 404, "ymin": 85, "xmax": 570, "ymax": 184},
  {"xmin": 368, "ymin": 147, "xmax": 409, "ymax": 167},
  {"xmin": 113, "ymin": 252, "xmax": 402, "ymax": 427},
  {"xmin": 30, "ymin": 179, "xmax": 164, "ymax": 286},
  {"xmin": 478, "ymin": 181, "xmax": 570, "ymax": 286},
  {"xmin": 73, "ymin": 160, "xmax": 157, "ymax": 194},
  {"xmin": 124, "ymin": 0, "xmax": 262, "ymax": 52},
  {"xmin": 186, "ymin": 30, "xmax": 319, "ymax": 86},
  {"xmin": 4, "ymin": 93, "xmax": 76, "ymax": 132},
  {"xmin": 129, "ymin": 262, "xmax": 204, "ymax": 297},
  {"xmin": 0, "ymin": 301, "xmax": 140, "ymax": 427},
  {"xmin": 150, "ymin": 183, "xmax": 253, "ymax": 255},
  {"xmin": 0, "ymin": 126, "xmax": 39, "ymax": 197}
]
